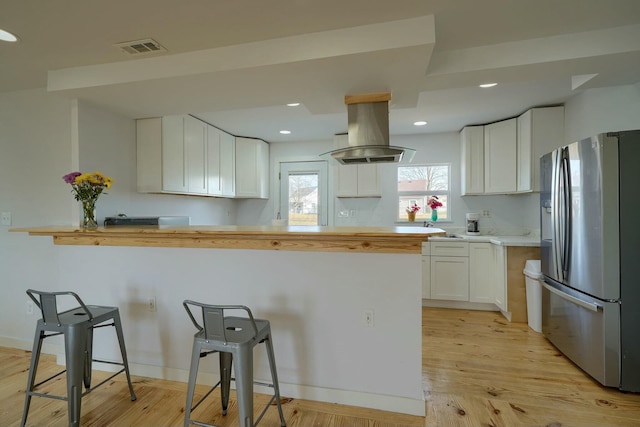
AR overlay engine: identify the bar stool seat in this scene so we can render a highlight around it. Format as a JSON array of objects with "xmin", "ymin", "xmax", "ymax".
[
  {"xmin": 21, "ymin": 289, "xmax": 136, "ymax": 427},
  {"xmin": 183, "ymin": 300, "xmax": 287, "ymax": 427}
]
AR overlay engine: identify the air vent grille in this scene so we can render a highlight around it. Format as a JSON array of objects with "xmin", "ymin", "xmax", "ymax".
[{"xmin": 114, "ymin": 38, "xmax": 167, "ymax": 55}]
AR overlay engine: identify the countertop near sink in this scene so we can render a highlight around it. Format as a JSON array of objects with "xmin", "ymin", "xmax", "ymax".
[{"xmin": 428, "ymin": 234, "xmax": 540, "ymax": 247}]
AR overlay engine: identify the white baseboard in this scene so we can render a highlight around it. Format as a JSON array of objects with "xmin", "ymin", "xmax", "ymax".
[
  {"xmin": 422, "ymin": 299, "xmax": 499, "ymax": 311},
  {"xmin": 0, "ymin": 337, "xmax": 425, "ymax": 417}
]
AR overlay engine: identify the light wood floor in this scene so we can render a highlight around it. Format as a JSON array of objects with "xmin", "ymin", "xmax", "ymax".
[{"xmin": 2, "ymin": 308, "xmax": 640, "ymax": 426}]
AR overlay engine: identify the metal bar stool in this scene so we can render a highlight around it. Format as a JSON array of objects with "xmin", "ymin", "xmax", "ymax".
[
  {"xmin": 183, "ymin": 300, "xmax": 287, "ymax": 427},
  {"xmin": 21, "ymin": 289, "xmax": 137, "ymax": 427}
]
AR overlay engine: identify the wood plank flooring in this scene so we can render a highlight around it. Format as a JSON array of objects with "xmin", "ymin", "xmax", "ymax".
[
  {"xmin": 422, "ymin": 308, "xmax": 640, "ymax": 426},
  {"xmin": 2, "ymin": 308, "xmax": 640, "ymax": 426}
]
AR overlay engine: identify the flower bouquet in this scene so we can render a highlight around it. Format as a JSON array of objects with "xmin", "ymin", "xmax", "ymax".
[
  {"xmin": 427, "ymin": 196, "xmax": 442, "ymax": 221},
  {"xmin": 63, "ymin": 171, "xmax": 113, "ymax": 228},
  {"xmin": 406, "ymin": 203, "xmax": 421, "ymax": 222}
]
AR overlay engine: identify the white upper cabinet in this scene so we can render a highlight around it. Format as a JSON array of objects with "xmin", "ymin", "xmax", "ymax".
[
  {"xmin": 219, "ymin": 131, "xmax": 236, "ymax": 197},
  {"xmin": 461, "ymin": 106, "xmax": 564, "ymax": 196},
  {"xmin": 137, "ymin": 115, "xmax": 268, "ymax": 199},
  {"xmin": 161, "ymin": 115, "xmax": 188, "ymax": 193},
  {"xmin": 235, "ymin": 137, "xmax": 269, "ymax": 199},
  {"xmin": 516, "ymin": 106, "xmax": 564, "ymax": 192},
  {"xmin": 335, "ymin": 164, "xmax": 381, "ymax": 198},
  {"xmin": 137, "ymin": 115, "xmax": 188, "ymax": 194},
  {"xmin": 484, "ymin": 118, "xmax": 517, "ymax": 194},
  {"xmin": 460, "ymin": 126, "xmax": 485, "ymax": 195},
  {"xmin": 206, "ymin": 124, "xmax": 236, "ymax": 197},
  {"xmin": 184, "ymin": 115, "xmax": 208, "ymax": 195}
]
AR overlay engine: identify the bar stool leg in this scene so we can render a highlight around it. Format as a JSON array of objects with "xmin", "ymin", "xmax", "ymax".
[
  {"xmin": 184, "ymin": 340, "xmax": 202, "ymax": 427},
  {"xmin": 83, "ymin": 327, "xmax": 93, "ymax": 389},
  {"xmin": 219, "ymin": 351, "xmax": 232, "ymax": 416},
  {"xmin": 233, "ymin": 348, "xmax": 254, "ymax": 427},
  {"xmin": 112, "ymin": 311, "xmax": 137, "ymax": 401},
  {"xmin": 66, "ymin": 325, "xmax": 88, "ymax": 427},
  {"xmin": 264, "ymin": 334, "xmax": 287, "ymax": 427},
  {"xmin": 20, "ymin": 327, "xmax": 45, "ymax": 427}
]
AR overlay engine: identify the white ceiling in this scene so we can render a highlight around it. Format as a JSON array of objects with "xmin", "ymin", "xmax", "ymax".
[{"xmin": 2, "ymin": 0, "xmax": 639, "ymax": 142}]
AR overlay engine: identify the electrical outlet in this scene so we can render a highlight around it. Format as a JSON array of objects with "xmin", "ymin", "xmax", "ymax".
[
  {"xmin": 148, "ymin": 297, "xmax": 157, "ymax": 312},
  {"xmin": 1, "ymin": 212, "xmax": 11, "ymax": 226},
  {"xmin": 364, "ymin": 310, "xmax": 374, "ymax": 327},
  {"xmin": 482, "ymin": 210, "xmax": 491, "ymax": 217},
  {"xmin": 26, "ymin": 300, "xmax": 34, "ymax": 315}
]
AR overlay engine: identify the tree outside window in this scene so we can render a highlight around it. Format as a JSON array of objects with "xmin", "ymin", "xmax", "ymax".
[{"xmin": 397, "ymin": 164, "xmax": 450, "ymax": 222}]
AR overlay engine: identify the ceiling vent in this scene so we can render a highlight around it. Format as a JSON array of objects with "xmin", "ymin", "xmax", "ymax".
[{"xmin": 114, "ymin": 38, "xmax": 167, "ymax": 55}]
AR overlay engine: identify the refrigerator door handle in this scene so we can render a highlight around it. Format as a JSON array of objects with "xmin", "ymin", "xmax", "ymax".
[
  {"xmin": 560, "ymin": 149, "xmax": 572, "ymax": 280},
  {"xmin": 551, "ymin": 150, "xmax": 563, "ymax": 279},
  {"xmin": 542, "ymin": 282, "xmax": 603, "ymax": 313}
]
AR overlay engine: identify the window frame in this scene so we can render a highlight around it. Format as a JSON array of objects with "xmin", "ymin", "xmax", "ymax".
[{"xmin": 396, "ymin": 162, "xmax": 451, "ymax": 223}]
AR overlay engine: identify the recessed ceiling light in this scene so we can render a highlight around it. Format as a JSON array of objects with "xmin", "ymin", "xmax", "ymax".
[
  {"xmin": 0, "ymin": 29, "xmax": 19, "ymax": 42},
  {"xmin": 414, "ymin": 121, "xmax": 428, "ymax": 126},
  {"xmin": 286, "ymin": 103, "xmax": 300, "ymax": 107},
  {"xmin": 280, "ymin": 130, "xmax": 291, "ymax": 134},
  {"xmin": 479, "ymin": 83, "xmax": 498, "ymax": 88}
]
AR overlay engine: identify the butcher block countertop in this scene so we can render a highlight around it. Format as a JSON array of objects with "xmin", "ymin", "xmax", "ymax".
[{"xmin": 11, "ymin": 225, "xmax": 446, "ymax": 254}]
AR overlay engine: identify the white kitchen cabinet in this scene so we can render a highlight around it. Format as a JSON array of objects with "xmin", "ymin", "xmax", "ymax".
[
  {"xmin": 484, "ymin": 118, "xmax": 517, "ymax": 194},
  {"xmin": 469, "ymin": 242, "xmax": 494, "ymax": 303},
  {"xmin": 161, "ymin": 115, "xmax": 188, "ymax": 193},
  {"xmin": 430, "ymin": 241, "xmax": 469, "ymax": 301},
  {"xmin": 493, "ymin": 244, "xmax": 507, "ymax": 311},
  {"xmin": 137, "ymin": 115, "xmax": 188, "ymax": 194},
  {"xmin": 137, "ymin": 114, "xmax": 208, "ymax": 195},
  {"xmin": 235, "ymin": 137, "xmax": 269, "ymax": 199},
  {"xmin": 460, "ymin": 126, "xmax": 485, "ymax": 195},
  {"xmin": 184, "ymin": 115, "xmax": 208, "ymax": 195},
  {"xmin": 421, "ymin": 242, "xmax": 431, "ymax": 298},
  {"xmin": 207, "ymin": 125, "xmax": 236, "ymax": 197},
  {"xmin": 517, "ymin": 106, "xmax": 564, "ymax": 192},
  {"xmin": 219, "ymin": 131, "xmax": 236, "ymax": 197},
  {"xmin": 335, "ymin": 164, "xmax": 381, "ymax": 197}
]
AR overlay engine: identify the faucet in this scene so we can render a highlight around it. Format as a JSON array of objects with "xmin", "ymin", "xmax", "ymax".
[{"xmin": 423, "ymin": 221, "xmax": 434, "ymax": 227}]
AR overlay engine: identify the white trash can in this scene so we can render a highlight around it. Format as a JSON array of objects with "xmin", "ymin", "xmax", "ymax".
[{"xmin": 523, "ymin": 260, "xmax": 543, "ymax": 333}]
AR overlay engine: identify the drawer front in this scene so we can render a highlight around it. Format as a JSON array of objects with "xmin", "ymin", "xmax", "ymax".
[{"xmin": 430, "ymin": 241, "xmax": 469, "ymax": 257}]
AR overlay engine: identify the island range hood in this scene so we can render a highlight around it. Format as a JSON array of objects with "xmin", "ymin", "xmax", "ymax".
[{"xmin": 321, "ymin": 92, "xmax": 415, "ymax": 165}]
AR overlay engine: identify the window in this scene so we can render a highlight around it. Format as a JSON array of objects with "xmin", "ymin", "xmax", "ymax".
[{"xmin": 397, "ymin": 164, "xmax": 450, "ymax": 222}]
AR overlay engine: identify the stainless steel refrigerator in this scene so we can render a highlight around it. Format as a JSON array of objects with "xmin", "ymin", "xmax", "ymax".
[{"xmin": 540, "ymin": 130, "xmax": 640, "ymax": 392}]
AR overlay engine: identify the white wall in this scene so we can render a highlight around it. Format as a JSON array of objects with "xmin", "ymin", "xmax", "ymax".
[
  {"xmin": 0, "ymin": 89, "xmax": 73, "ymax": 346},
  {"xmin": 0, "ymin": 91, "xmax": 239, "ymax": 347},
  {"xmin": 564, "ymin": 82, "xmax": 640, "ymax": 142},
  {"xmin": 244, "ymin": 132, "xmax": 540, "ymax": 233},
  {"xmin": 77, "ymin": 100, "xmax": 237, "ymax": 225}
]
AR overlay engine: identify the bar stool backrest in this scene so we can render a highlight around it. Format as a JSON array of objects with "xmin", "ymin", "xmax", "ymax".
[
  {"xmin": 183, "ymin": 300, "xmax": 259, "ymax": 342},
  {"xmin": 26, "ymin": 289, "xmax": 93, "ymax": 325}
]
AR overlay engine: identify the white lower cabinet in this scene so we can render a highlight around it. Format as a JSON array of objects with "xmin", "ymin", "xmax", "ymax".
[
  {"xmin": 469, "ymin": 242, "xmax": 494, "ymax": 303},
  {"xmin": 431, "ymin": 256, "xmax": 470, "ymax": 301},
  {"xmin": 429, "ymin": 241, "xmax": 469, "ymax": 301},
  {"xmin": 422, "ymin": 240, "xmax": 507, "ymax": 310},
  {"xmin": 493, "ymin": 244, "xmax": 507, "ymax": 311}
]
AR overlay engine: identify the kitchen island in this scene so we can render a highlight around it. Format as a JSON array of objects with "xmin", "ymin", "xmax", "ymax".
[{"xmin": 11, "ymin": 225, "xmax": 445, "ymax": 417}]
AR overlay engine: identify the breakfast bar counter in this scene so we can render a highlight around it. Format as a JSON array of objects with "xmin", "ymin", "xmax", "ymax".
[
  {"xmin": 9, "ymin": 225, "xmax": 444, "ymax": 418},
  {"xmin": 12, "ymin": 225, "xmax": 446, "ymax": 253}
]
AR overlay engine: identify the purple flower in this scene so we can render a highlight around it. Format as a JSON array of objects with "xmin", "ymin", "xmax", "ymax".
[{"xmin": 62, "ymin": 172, "xmax": 81, "ymax": 184}]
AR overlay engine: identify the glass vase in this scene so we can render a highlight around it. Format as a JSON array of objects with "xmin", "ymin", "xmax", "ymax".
[
  {"xmin": 431, "ymin": 208, "xmax": 438, "ymax": 222},
  {"xmin": 81, "ymin": 199, "xmax": 98, "ymax": 229},
  {"xmin": 407, "ymin": 211, "xmax": 416, "ymax": 222}
]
